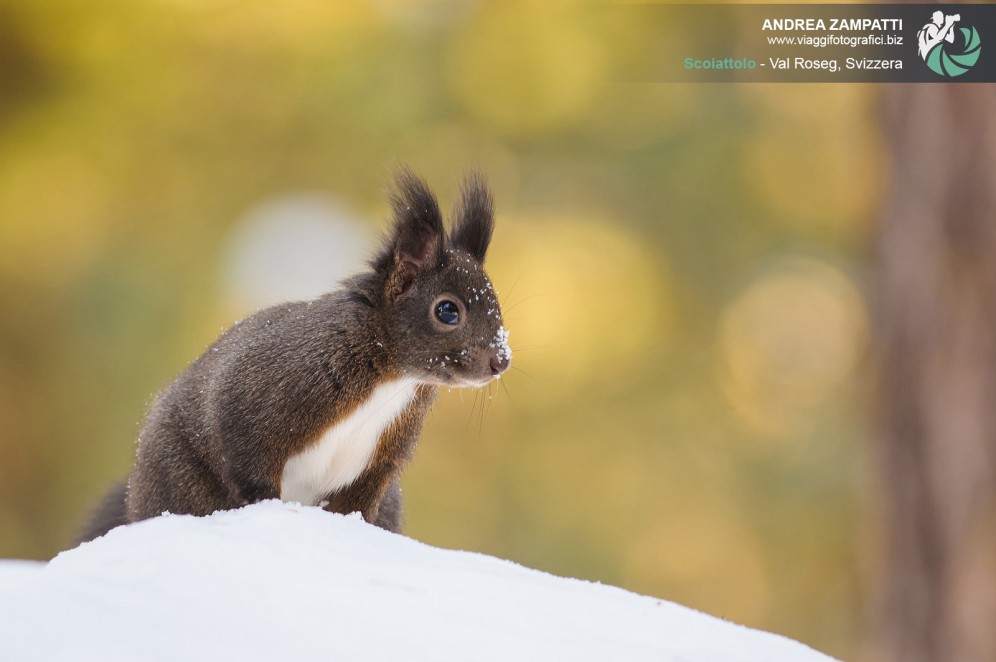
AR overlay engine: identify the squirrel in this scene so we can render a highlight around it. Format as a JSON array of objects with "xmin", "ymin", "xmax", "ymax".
[{"xmin": 76, "ymin": 168, "xmax": 510, "ymax": 544}]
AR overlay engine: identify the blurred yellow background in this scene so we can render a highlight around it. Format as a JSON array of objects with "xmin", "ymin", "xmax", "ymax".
[{"xmin": 0, "ymin": 1, "xmax": 881, "ymax": 658}]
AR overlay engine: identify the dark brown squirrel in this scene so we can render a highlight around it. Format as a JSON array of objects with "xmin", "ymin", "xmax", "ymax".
[{"xmin": 76, "ymin": 168, "xmax": 510, "ymax": 544}]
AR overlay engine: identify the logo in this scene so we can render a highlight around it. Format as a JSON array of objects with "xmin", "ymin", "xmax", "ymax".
[{"xmin": 917, "ymin": 12, "xmax": 982, "ymax": 77}]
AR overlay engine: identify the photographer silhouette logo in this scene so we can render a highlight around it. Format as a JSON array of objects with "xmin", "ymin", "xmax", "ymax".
[{"xmin": 917, "ymin": 11, "xmax": 982, "ymax": 77}]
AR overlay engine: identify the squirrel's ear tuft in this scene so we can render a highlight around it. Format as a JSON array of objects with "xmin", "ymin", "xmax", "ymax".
[
  {"xmin": 450, "ymin": 172, "xmax": 494, "ymax": 263},
  {"xmin": 373, "ymin": 166, "xmax": 445, "ymax": 296}
]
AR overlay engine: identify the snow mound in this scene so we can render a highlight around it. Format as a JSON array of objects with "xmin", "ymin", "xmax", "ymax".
[{"xmin": 0, "ymin": 501, "xmax": 833, "ymax": 661}]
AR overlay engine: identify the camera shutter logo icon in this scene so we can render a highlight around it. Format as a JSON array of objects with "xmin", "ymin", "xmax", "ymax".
[{"xmin": 917, "ymin": 12, "xmax": 982, "ymax": 76}]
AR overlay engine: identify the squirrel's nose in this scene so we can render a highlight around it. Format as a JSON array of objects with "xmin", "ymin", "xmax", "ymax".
[{"xmin": 490, "ymin": 355, "xmax": 510, "ymax": 376}]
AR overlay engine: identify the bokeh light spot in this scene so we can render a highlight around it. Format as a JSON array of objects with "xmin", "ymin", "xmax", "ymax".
[
  {"xmin": 220, "ymin": 195, "xmax": 372, "ymax": 313},
  {"xmin": 487, "ymin": 214, "xmax": 672, "ymax": 403},
  {"xmin": 717, "ymin": 257, "xmax": 867, "ymax": 438}
]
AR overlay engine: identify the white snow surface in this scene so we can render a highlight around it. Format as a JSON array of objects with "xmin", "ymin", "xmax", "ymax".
[{"xmin": 0, "ymin": 501, "xmax": 834, "ymax": 662}]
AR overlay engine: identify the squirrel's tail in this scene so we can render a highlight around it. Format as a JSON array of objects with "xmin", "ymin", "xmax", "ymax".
[{"xmin": 72, "ymin": 481, "xmax": 129, "ymax": 549}]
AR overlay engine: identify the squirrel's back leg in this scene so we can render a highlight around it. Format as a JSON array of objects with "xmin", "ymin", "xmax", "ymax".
[{"xmin": 74, "ymin": 481, "xmax": 129, "ymax": 547}]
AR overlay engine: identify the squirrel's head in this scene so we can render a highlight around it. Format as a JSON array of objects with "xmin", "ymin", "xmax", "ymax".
[{"xmin": 371, "ymin": 168, "xmax": 510, "ymax": 388}]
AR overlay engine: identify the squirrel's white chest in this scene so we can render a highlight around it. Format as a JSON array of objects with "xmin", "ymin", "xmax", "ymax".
[{"xmin": 279, "ymin": 378, "xmax": 419, "ymax": 507}]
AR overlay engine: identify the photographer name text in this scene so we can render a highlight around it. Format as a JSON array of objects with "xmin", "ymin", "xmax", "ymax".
[{"xmin": 761, "ymin": 18, "xmax": 903, "ymax": 31}]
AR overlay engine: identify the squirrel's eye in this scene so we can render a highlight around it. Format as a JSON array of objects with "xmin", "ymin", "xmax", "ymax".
[{"xmin": 435, "ymin": 300, "xmax": 460, "ymax": 325}]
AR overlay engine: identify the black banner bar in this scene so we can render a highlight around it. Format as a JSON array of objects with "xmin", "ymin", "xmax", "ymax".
[{"xmin": 614, "ymin": 4, "xmax": 996, "ymax": 82}]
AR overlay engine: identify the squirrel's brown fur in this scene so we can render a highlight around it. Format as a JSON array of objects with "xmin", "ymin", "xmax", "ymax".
[{"xmin": 76, "ymin": 168, "xmax": 508, "ymax": 545}]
